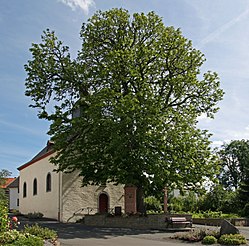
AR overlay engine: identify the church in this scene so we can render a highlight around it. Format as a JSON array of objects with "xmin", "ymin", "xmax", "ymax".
[{"xmin": 17, "ymin": 141, "xmax": 125, "ymax": 222}]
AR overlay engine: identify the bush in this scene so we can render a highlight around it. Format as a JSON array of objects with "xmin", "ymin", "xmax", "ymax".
[
  {"xmin": 0, "ymin": 200, "xmax": 10, "ymax": 233},
  {"xmin": 144, "ymin": 196, "xmax": 162, "ymax": 213},
  {"xmin": 218, "ymin": 234, "xmax": 247, "ymax": 245},
  {"xmin": 6, "ymin": 234, "xmax": 43, "ymax": 246},
  {"xmin": 192, "ymin": 211, "xmax": 239, "ymax": 219},
  {"xmin": 168, "ymin": 196, "xmax": 184, "ymax": 213},
  {"xmin": 0, "ymin": 229, "xmax": 20, "ymax": 244},
  {"xmin": 202, "ymin": 235, "xmax": 217, "ymax": 244},
  {"xmin": 22, "ymin": 223, "xmax": 57, "ymax": 240},
  {"xmin": 26, "ymin": 212, "xmax": 44, "ymax": 219},
  {"xmin": 198, "ymin": 185, "xmax": 239, "ymax": 213},
  {"xmin": 172, "ymin": 228, "xmax": 219, "ymax": 242},
  {"xmin": 242, "ymin": 203, "xmax": 249, "ymax": 217},
  {"xmin": 168, "ymin": 191, "xmax": 199, "ymax": 213}
]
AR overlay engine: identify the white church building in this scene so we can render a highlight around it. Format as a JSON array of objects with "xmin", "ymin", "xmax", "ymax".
[{"xmin": 17, "ymin": 141, "xmax": 124, "ymax": 222}]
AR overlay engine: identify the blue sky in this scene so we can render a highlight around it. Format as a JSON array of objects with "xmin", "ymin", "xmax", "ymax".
[{"xmin": 1, "ymin": 0, "xmax": 249, "ymax": 177}]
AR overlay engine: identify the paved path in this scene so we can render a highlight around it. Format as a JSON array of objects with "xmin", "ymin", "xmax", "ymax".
[{"xmin": 18, "ymin": 217, "xmax": 249, "ymax": 246}]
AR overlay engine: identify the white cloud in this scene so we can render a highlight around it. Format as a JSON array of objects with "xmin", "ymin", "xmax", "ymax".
[
  {"xmin": 0, "ymin": 118, "xmax": 47, "ymax": 137},
  {"xmin": 58, "ymin": 0, "xmax": 95, "ymax": 14},
  {"xmin": 199, "ymin": 6, "xmax": 249, "ymax": 48}
]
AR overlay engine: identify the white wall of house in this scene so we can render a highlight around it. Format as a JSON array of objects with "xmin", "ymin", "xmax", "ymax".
[
  {"xmin": 19, "ymin": 152, "xmax": 125, "ymax": 222},
  {"xmin": 9, "ymin": 187, "xmax": 19, "ymax": 211},
  {"xmin": 61, "ymin": 171, "xmax": 124, "ymax": 222},
  {"xmin": 19, "ymin": 153, "xmax": 60, "ymax": 220}
]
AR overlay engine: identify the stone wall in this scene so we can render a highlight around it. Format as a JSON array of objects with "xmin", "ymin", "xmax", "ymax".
[{"xmin": 84, "ymin": 214, "xmax": 192, "ymax": 230}]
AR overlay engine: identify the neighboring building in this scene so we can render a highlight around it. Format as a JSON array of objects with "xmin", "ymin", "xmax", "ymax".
[
  {"xmin": 18, "ymin": 141, "xmax": 124, "ymax": 222},
  {"xmin": 0, "ymin": 177, "xmax": 16, "ymax": 206},
  {"xmin": 6, "ymin": 177, "xmax": 19, "ymax": 211}
]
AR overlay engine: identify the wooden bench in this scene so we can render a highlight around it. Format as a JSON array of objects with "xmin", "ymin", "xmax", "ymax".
[{"xmin": 165, "ymin": 217, "xmax": 192, "ymax": 228}]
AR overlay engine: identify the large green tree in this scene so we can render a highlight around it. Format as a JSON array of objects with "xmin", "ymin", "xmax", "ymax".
[
  {"xmin": 24, "ymin": 9, "xmax": 224, "ymax": 212},
  {"xmin": 218, "ymin": 139, "xmax": 249, "ymax": 189}
]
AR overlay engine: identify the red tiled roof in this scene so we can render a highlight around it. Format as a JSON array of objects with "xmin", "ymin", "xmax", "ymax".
[
  {"xmin": 0, "ymin": 178, "xmax": 15, "ymax": 188},
  {"xmin": 7, "ymin": 177, "xmax": 19, "ymax": 188}
]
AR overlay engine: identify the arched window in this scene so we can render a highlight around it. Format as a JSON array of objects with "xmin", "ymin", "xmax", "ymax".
[
  {"xmin": 33, "ymin": 178, "xmax": 37, "ymax": 195},
  {"xmin": 46, "ymin": 173, "xmax": 51, "ymax": 192},
  {"xmin": 23, "ymin": 182, "xmax": 27, "ymax": 198}
]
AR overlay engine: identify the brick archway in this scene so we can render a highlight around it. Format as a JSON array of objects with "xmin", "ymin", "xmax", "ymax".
[{"xmin": 99, "ymin": 193, "xmax": 108, "ymax": 213}]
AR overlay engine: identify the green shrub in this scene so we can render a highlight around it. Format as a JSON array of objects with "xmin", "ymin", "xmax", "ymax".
[
  {"xmin": 168, "ymin": 196, "xmax": 184, "ymax": 212},
  {"xmin": 22, "ymin": 223, "xmax": 57, "ymax": 240},
  {"xmin": 6, "ymin": 234, "xmax": 43, "ymax": 246},
  {"xmin": 144, "ymin": 196, "xmax": 162, "ymax": 213},
  {"xmin": 202, "ymin": 235, "xmax": 217, "ymax": 244},
  {"xmin": 0, "ymin": 229, "xmax": 20, "ymax": 244},
  {"xmin": 218, "ymin": 234, "xmax": 247, "ymax": 245},
  {"xmin": 0, "ymin": 200, "xmax": 10, "ymax": 232},
  {"xmin": 192, "ymin": 211, "xmax": 239, "ymax": 219},
  {"xmin": 242, "ymin": 203, "xmax": 249, "ymax": 217},
  {"xmin": 26, "ymin": 212, "xmax": 44, "ymax": 219}
]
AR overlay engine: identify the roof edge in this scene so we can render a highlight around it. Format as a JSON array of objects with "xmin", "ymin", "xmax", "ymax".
[{"xmin": 18, "ymin": 150, "xmax": 55, "ymax": 171}]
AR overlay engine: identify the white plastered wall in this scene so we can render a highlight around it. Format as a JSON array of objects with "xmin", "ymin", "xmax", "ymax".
[
  {"xmin": 9, "ymin": 187, "xmax": 19, "ymax": 211},
  {"xmin": 61, "ymin": 171, "xmax": 125, "ymax": 222},
  {"xmin": 19, "ymin": 153, "xmax": 60, "ymax": 220}
]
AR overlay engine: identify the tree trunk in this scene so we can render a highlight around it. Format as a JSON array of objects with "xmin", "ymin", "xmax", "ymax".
[
  {"xmin": 163, "ymin": 187, "xmax": 168, "ymax": 213},
  {"xmin": 136, "ymin": 186, "xmax": 146, "ymax": 214}
]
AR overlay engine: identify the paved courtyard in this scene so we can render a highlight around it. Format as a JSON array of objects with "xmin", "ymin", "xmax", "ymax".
[{"xmin": 18, "ymin": 217, "xmax": 249, "ymax": 246}]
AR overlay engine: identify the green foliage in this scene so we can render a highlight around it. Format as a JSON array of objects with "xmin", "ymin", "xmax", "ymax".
[
  {"xmin": 22, "ymin": 223, "xmax": 57, "ymax": 240},
  {"xmin": 0, "ymin": 200, "xmax": 10, "ymax": 233},
  {"xmin": 168, "ymin": 196, "xmax": 184, "ymax": 213},
  {"xmin": 202, "ymin": 235, "xmax": 218, "ymax": 244},
  {"xmin": 26, "ymin": 212, "xmax": 44, "ymax": 219},
  {"xmin": 144, "ymin": 196, "xmax": 162, "ymax": 213},
  {"xmin": 218, "ymin": 234, "xmax": 247, "ymax": 245},
  {"xmin": 172, "ymin": 228, "xmax": 219, "ymax": 242},
  {"xmin": 0, "ymin": 169, "xmax": 11, "ymax": 201},
  {"xmin": 24, "ymin": 8, "xmax": 224, "ymax": 212},
  {"xmin": 0, "ymin": 224, "xmax": 56, "ymax": 245},
  {"xmin": 242, "ymin": 202, "xmax": 249, "ymax": 217},
  {"xmin": 0, "ymin": 230, "xmax": 20, "ymax": 244},
  {"xmin": 192, "ymin": 211, "xmax": 239, "ymax": 219},
  {"xmin": 168, "ymin": 191, "xmax": 198, "ymax": 213},
  {"xmin": 218, "ymin": 140, "xmax": 249, "ymax": 190},
  {"xmin": 198, "ymin": 185, "xmax": 239, "ymax": 213},
  {"xmin": 238, "ymin": 178, "xmax": 249, "ymax": 209},
  {"xmin": 6, "ymin": 234, "xmax": 43, "ymax": 246}
]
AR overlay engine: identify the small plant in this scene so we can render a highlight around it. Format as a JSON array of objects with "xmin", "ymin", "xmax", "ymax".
[
  {"xmin": 7, "ymin": 234, "xmax": 43, "ymax": 246},
  {"xmin": 0, "ymin": 229, "xmax": 20, "ymax": 244},
  {"xmin": 26, "ymin": 211, "xmax": 44, "ymax": 219},
  {"xmin": 218, "ymin": 234, "xmax": 247, "ymax": 245},
  {"xmin": 172, "ymin": 228, "xmax": 220, "ymax": 242},
  {"xmin": 192, "ymin": 211, "xmax": 239, "ymax": 219},
  {"xmin": 202, "ymin": 235, "xmax": 217, "ymax": 245},
  {"xmin": 144, "ymin": 196, "xmax": 162, "ymax": 213},
  {"xmin": 0, "ymin": 200, "xmax": 10, "ymax": 232},
  {"xmin": 22, "ymin": 223, "xmax": 57, "ymax": 241}
]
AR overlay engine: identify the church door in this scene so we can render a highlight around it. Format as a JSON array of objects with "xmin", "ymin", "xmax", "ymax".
[{"xmin": 99, "ymin": 193, "xmax": 108, "ymax": 213}]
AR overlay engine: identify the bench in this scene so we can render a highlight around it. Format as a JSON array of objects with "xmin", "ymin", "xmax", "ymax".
[{"xmin": 165, "ymin": 217, "xmax": 192, "ymax": 228}]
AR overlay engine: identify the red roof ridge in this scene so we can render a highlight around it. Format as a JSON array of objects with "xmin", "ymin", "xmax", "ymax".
[{"xmin": 0, "ymin": 178, "xmax": 15, "ymax": 188}]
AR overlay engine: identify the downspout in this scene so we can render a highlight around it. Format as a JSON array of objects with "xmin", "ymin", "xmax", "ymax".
[{"xmin": 58, "ymin": 171, "xmax": 62, "ymax": 222}]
